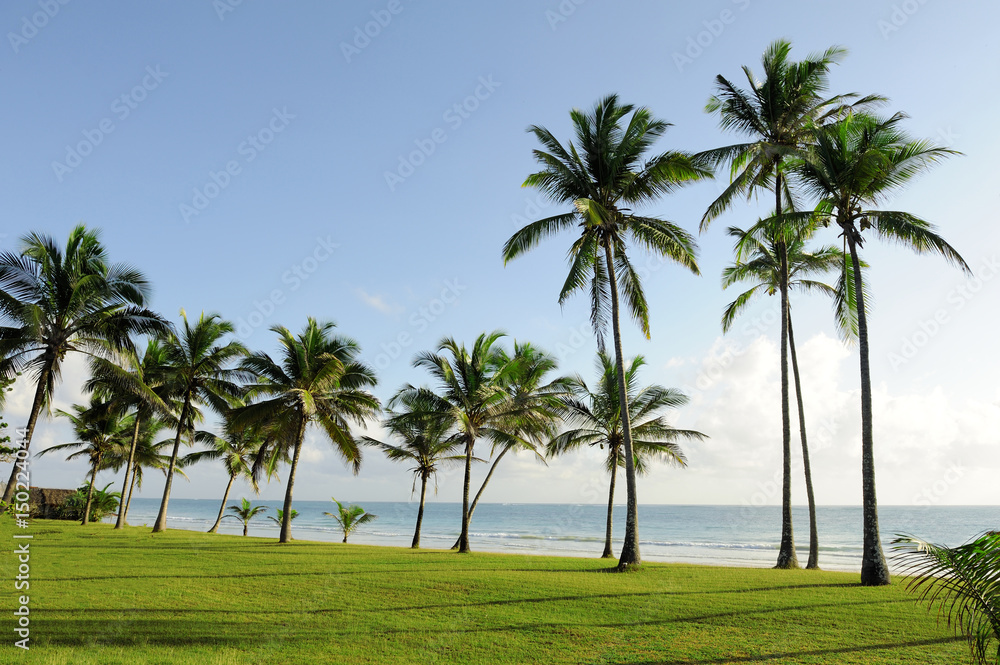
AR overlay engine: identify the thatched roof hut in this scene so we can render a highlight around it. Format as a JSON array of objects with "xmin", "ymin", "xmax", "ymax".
[{"xmin": 29, "ymin": 487, "xmax": 75, "ymax": 518}]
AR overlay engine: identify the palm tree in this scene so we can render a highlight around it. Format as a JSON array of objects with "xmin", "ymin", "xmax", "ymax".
[
  {"xmin": 894, "ymin": 532, "xmax": 1000, "ymax": 664},
  {"xmin": 393, "ymin": 331, "xmax": 540, "ymax": 554},
  {"xmin": 457, "ymin": 341, "xmax": 568, "ymax": 545},
  {"xmin": 152, "ymin": 311, "xmax": 247, "ymax": 533},
  {"xmin": 548, "ymin": 352, "xmax": 704, "ymax": 558},
  {"xmin": 721, "ymin": 222, "xmax": 861, "ymax": 568},
  {"xmin": 0, "ymin": 224, "xmax": 167, "ymax": 507},
  {"xmin": 789, "ymin": 111, "xmax": 970, "ymax": 585},
  {"xmin": 503, "ymin": 95, "xmax": 710, "ymax": 568},
  {"xmin": 117, "ymin": 416, "xmax": 172, "ymax": 523},
  {"xmin": 63, "ymin": 482, "xmax": 121, "ymax": 522},
  {"xmin": 39, "ymin": 397, "xmax": 133, "ymax": 525},
  {"xmin": 231, "ymin": 318, "xmax": 380, "ymax": 544},
  {"xmin": 697, "ymin": 40, "xmax": 873, "ymax": 569},
  {"xmin": 267, "ymin": 508, "xmax": 298, "ymax": 528},
  {"xmin": 195, "ymin": 418, "xmax": 269, "ymax": 534},
  {"xmin": 363, "ymin": 391, "xmax": 464, "ymax": 549},
  {"xmin": 324, "ymin": 498, "xmax": 376, "ymax": 543},
  {"xmin": 223, "ymin": 498, "xmax": 267, "ymax": 536},
  {"xmin": 85, "ymin": 339, "xmax": 172, "ymax": 529}
]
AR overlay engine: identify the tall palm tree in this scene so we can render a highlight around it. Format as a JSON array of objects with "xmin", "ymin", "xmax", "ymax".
[
  {"xmin": 152, "ymin": 311, "xmax": 247, "ymax": 533},
  {"xmin": 393, "ymin": 331, "xmax": 538, "ymax": 554},
  {"xmin": 0, "ymin": 224, "xmax": 167, "ymax": 507},
  {"xmin": 231, "ymin": 318, "xmax": 380, "ymax": 544},
  {"xmin": 223, "ymin": 498, "xmax": 267, "ymax": 536},
  {"xmin": 548, "ymin": 352, "xmax": 704, "ymax": 558},
  {"xmin": 789, "ymin": 111, "xmax": 970, "ymax": 585},
  {"xmin": 363, "ymin": 391, "xmax": 464, "ymax": 549},
  {"xmin": 40, "ymin": 397, "xmax": 133, "ymax": 525},
  {"xmin": 721, "ymin": 222, "xmax": 861, "ymax": 568},
  {"xmin": 324, "ymin": 498, "xmax": 377, "ymax": 543},
  {"xmin": 697, "ymin": 41, "xmax": 872, "ymax": 569},
  {"xmin": 503, "ymin": 95, "xmax": 710, "ymax": 568},
  {"xmin": 85, "ymin": 339, "xmax": 172, "ymax": 529}
]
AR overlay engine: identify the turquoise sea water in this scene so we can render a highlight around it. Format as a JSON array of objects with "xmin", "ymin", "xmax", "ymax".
[{"xmin": 119, "ymin": 500, "xmax": 996, "ymax": 572}]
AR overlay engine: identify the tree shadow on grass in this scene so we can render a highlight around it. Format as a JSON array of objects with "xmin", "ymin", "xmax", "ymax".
[{"xmin": 623, "ymin": 636, "xmax": 964, "ymax": 664}]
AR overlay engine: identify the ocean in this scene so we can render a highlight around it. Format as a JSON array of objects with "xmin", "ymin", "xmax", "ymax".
[{"xmin": 118, "ymin": 499, "xmax": 997, "ymax": 571}]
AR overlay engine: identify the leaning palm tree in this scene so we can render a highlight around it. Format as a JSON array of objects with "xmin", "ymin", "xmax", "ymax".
[
  {"xmin": 39, "ymin": 397, "xmax": 133, "ymax": 525},
  {"xmin": 0, "ymin": 224, "xmax": 167, "ymax": 507},
  {"xmin": 457, "ymin": 341, "xmax": 568, "ymax": 545},
  {"xmin": 548, "ymin": 352, "xmax": 704, "ymax": 559},
  {"xmin": 392, "ymin": 331, "xmax": 539, "ymax": 553},
  {"xmin": 116, "ymin": 416, "xmax": 171, "ymax": 523},
  {"xmin": 85, "ymin": 339, "xmax": 172, "ymax": 529},
  {"xmin": 503, "ymin": 95, "xmax": 710, "ymax": 568},
  {"xmin": 363, "ymin": 391, "xmax": 464, "ymax": 549},
  {"xmin": 789, "ymin": 111, "xmax": 970, "ymax": 585},
  {"xmin": 194, "ymin": 417, "xmax": 269, "ymax": 534},
  {"xmin": 721, "ymin": 221, "xmax": 862, "ymax": 569},
  {"xmin": 894, "ymin": 532, "xmax": 1000, "ymax": 664},
  {"xmin": 223, "ymin": 498, "xmax": 267, "ymax": 537},
  {"xmin": 697, "ymin": 41, "xmax": 875, "ymax": 569},
  {"xmin": 151, "ymin": 311, "xmax": 248, "ymax": 533},
  {"xmin": 231, "ymin": 318, "xmax": 380, "ymax": 544},
  {"xmin": 324, "ymin": 498, "xmax": 377, "ymax": 543}
]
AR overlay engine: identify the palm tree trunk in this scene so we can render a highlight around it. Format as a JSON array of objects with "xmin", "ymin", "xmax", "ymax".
[
  {"xmin": 81, "ymin": 455, "xmax": 101, "ymax": 526},
  {"xmin": 152, "ymin": 396, "xmax": 190, "ymax": 533},
  {"xmin": 775, "ymin": 239, "xmax": 799, "ymax": 569},
  {"xmin": 602, "ymin": 454, "xmax": 618, "ymax": 559},
  {"xmin": 457, "ymin": 436, "xmax": 474, "ymax": 553},
  {"xmin": 208, "ymin": 473, "xmax": 236, "ymax": 533},
  {"xmin": 279, "ymin": 411, "xmax": 309, "ymax": 544},
  {"xmin": 451, "ymin": 446, "xmax": 511, "ymax": 549},
  {"xmin": 604, "ymin": 241, "xmax": 641, "ymax": 570},
  {"xmin": 1, "ymin": 362, "xmax": 51, "ymax": 508},
  {"xmin": 773, "ymin": 168, "xmax": 799, "ymax": 570},
  {"xmin": 846, "ymin": 230, "xmax": 890, "ymax": 586},
  {"xmin": 114, "ymin": 414, "xmax": 142, "ymax": 529},
  {"xmin": 243, "ymin": 522, "xmax": 248, "ymax": 537},
  {"xmin": 788, "ymin": 314, "xmax": 819, "ymax": 569},
  {"xmin": 412, "ymin": 472, "xmax": 428, "ymax": 549},
  {"xmin": 123, "ymin": 467, "xmax": 139, "ymax": 523}
]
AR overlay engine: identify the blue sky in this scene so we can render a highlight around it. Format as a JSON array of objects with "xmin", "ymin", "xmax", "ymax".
[{"xmin": 2, "ymin": 0, "xmax": 998, "ymax": 508}]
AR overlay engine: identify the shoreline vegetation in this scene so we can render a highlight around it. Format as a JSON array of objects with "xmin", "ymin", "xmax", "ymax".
[{"xmin": 0, "ymin": 520, "xmax": 968, "ymax": 664}]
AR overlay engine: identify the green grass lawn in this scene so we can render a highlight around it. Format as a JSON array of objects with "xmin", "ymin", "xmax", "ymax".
[{"xmin": 0, "ymin": 520, "xmax": 966, "ymax": 664}]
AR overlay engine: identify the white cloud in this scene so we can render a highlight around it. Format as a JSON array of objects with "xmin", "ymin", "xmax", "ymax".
[{"xmin": 354, "ymin": 288, "xmax": 402, "ymax": 315}]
